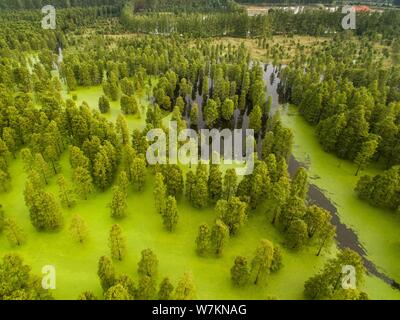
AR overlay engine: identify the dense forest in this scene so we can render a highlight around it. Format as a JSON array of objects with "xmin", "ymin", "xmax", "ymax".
[{"xmin": 0, "ymin": 0, "xmax": 399, "ymax": 301}]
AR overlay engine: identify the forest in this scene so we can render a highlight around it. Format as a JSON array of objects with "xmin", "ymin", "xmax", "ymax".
[{"xmin": 0, "ymin": 0, "xmax": 399, "ymax": 301}]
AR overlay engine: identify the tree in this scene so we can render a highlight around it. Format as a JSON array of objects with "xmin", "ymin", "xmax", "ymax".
[
  {"xmin": 121, "ymin": 94, "xmax": 138, "ymax": 115},
  {"xmin": 98, "ymin": 95, "xmax": 110, "ymax": 114},
  {"xmin": 28, "ymin": 191, "xmax": 63, "ymax": 231},
  {"xmin": 270, "ymin": 246, "xmax": 283, "ymax": 272},
  {"xmin": 216, "ymin": 197, "xmax": 247, "ymax": 235},
  {"xmin": 116, "ymin": 114, "xmax": 130, "ymax": 145},
  {"xmin": 223, "ymin": 169, "xmax": 237, "ymax": 200},
  {"xmin": 58, "ymin": 175, "xmax": 76, "ymax": 208},
  {"xmin": 163, "ymin": 196, "xmax": 179, "ymax": 232},
  {"xmin": 221, "ymin": 98, "xmax": 234, "ymax": 122},
  {"xmin": 163, "ymin": 165, "xmax": 183, "ymax": 198},
  {"xmin": 175, "ymin": 272, "xmax": 196, "ymax": 300},
  {"xmin": 21, "ymin": 148, "xmax": 34, "ymax": 172},
  {"xmin": 286, "ymin": 219, "xmax": 308, "ymax": 249},
  {"xmin": 69, "ymin": 146, "xmax": 90, "ymax": 170},
  {"xmin": 131, "ymin": 155, "xmax": 146, "ymax": 191},
  {"xmin": 191, "ymin": 164, "xmax": 209, "ymax": 208},
  {"xmin": 73, "ymin": 166, "xmax": 93, "ymax": 200},
  {"xmin": 195, "ymin": 223, "xmax": 211, "ymax": 256},
  {"xmin": 208, "ymin": 164, "xmax": 222, "ymax": 203},
  {"xmin": 116, "ymin": 274, "xmax": 136, "ymax": 298},
  {"xmin": 158, "ymin": 277, "xmax": 174, "ymax": 300},
  {"xmin": 204, "ymin": 99, "xmax": 219, "ymax": 127},
  {"xmin": 104, "ymin": 284, "xmax": 132, "ymax": 300},
  {"xmin": 136, "ymin": 275, "xmax": 156, "ymax": 300},
  {"xmin": 231, "ymin": 256, "xmax": 250, "ymax": 287},
  {"xmin": 78, "ymin": 291, "xmax": 97, "ymax": 300},
  {"xmin": 304, "ymin": 249, "xmax": 366, "ymax": 300},
  {"xmin": 249, "ymin": 105, "xmax": 262, "ymax": 134},
  {"xmin": 210, "ymin": 219, "xmax": 230, "ymax": 257},
  {"xmin": 291, "ymin": 167, "xmax": 309, "ymax": 200},
  {"xmin": 34, "ymin": 153, "xmax": 50, "ymax": 185},
  {"xmin": 137, "ymin": 249, "xmax": 158, "ymax": 279},
  {"xmin": 4, "ymin": 218, "xmax": 25, "ymax": 247},
  {"xmin": 69, "ymin": 214, "xmax": 89, "ymax": 244},
  {"xmin": 97, "ymin": 256, "xmax": 116, "ymax": 292},
  {"xmin": 109, "ymin": 224, "xmax": 127, "ymax": 261},
  {"xmin": 190, "ymin": 103, "xmax": 199, "ymax": 128},
  {"xmin": 251, "ymin": 239, "xmax": 274, "ymax": 285},
  {"xmin": 154, "ymin": 172, "xmax": 167, "ymax": 215},
  {"xmin": 110, "ymin": 186, "xmax": 128, "ymax": 219},
  {"xmin": 2, "ymin": 127, "xmax": 17, "ymax": 159},
  {"xmin": 354, "ymin": 137, "xmax": 379, "ymax": 176},
  {"xmin": 0, "ymin": 254, "xmax": 52, "ymax": 300}
]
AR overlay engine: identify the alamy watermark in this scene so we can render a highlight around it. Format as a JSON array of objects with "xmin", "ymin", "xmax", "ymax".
[
  {"xmin": 41, "ymin": 5, "xmax": 56, "ymax": 30},
  {"xmin": 341, "ymin": 265, "xmax": 356, "ymax": 290},
  {"xmin": 146, "ymin": 121, "xmax": 255, "ymax": 176},
  {"xmin": 342, "ymin": 6, "xmax": 356, "ymax": 30},
  {"xmin": 42, "ymin": 265, "xmax": 56, "ymax": 290}
]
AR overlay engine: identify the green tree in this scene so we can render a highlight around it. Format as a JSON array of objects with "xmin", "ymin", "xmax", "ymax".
[
  {"xmin": 223, "ymin": 169, "xmax": 237, "ymax": 200},
  {"xmin": 137, "ymin": 249, "xmax": 158, "ymax": 279},
  {"xmin": 154, "ymin": 172, "xmax": 167, "ymax": 215},
  {"xmin": 175, "ymin": 272, "xmax": 196, "ymax": 300},
  {"xmin": 73, "ymin": 166, "xmax": 94, "ymax": 200},
  {"xmin": 97, "ymin": 256, "xmax": 116, "ymax": 292},
  {"xmin": 98, "ymin": 95, "xmax": 111, "ymax": 114},
  {"xmin": 28, "ymin": 191, "xmax": 63, "ymax": 231},
  {"xmin": 286, "ymin": 219, "xmax": 308, "ymax": 249},
  {"xmin": 231, "ymin": 256, "xmax": 250, "ymax": 287},
  {"xmin": 354, "ymin": 137, "xmax": 379, "ymax": 176},
  {"xmin": 69, "ymin": 214, "xmax": 89, "ymax": 244},
  {"xmin": 221, "ymin": 98, "xmax": 235, "ymax": 121},
  {"xmin": 0, "ymin": 254, "xmax": 52, "ymax": 300},
  {"xmin": 104, "ymin": 284, "xmax": 132, "ymax": 300},
  {"xmin": 195, "ymin": 223, "xmax": 211, "ymax": 256},
  {"xmin": 4, "ymin": 218, "xmax": 25, "ymax": 247},
  {"xmin": 110, "ymin": 186, "xmax": 128, "ymax": 219},
  {"xmin": 136, "ymin": 275, "xmax": 156, "ymax": 300},
  {"xmin": 163, "ymin": 196, "xmax": 179, "ymax": 232},
  {"xmin": 78, "ymin": 291, "xmax": 97, "ymax": 300},
  {"xmin": 158, "ymin": 277, "xmax": 174, "ymax": 300},
  {"xmin": 208, "ymin": 164, "xmax": 223, "ymax": 203},
  {"xmin": 58, "ymin": 175, "xmax": 76, "ymax": 208},
  {"xmin": 210, "ymin": 219, "xmax": 230, "ymax": 257},
  {"xmin": 131, "ymin": 155, "xmax": 146, "ymax": 191},
  {"xmin": 109, "ymin": 224, "xmax": 127, "ymax": 261},
  {"xmin": 251, "ymin": 239, "xmax": 274, "ymax": 285},
  {"xmin": 216, "ymin": 197, "xmax": 247, "ymax": 235},
  {"xmin": 249, "ymin": 105, "xmax": 262, "ymax": 134}
]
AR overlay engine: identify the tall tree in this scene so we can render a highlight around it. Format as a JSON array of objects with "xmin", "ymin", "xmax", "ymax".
[
  {"xmin": 162, "ymin": 196, "xmax": 179, "ymax": 232},
  {"xmin": 195, "ymin": 223, "xmax": 211, "ymax": 256},
  {"xmin": 137, "ymin": 249, "xmax": 158, "ymax": 279},
  {"xmin": 69, "ymin": 214, "xmax": 89, "ymax": 244},
  {"xmin": 250, "ymin": 239, "xmax": 274, "ymax": 285},
  {"xmin": 109, "ymin": 224, "xmax": 127, "ymax": 261},
  {"xmin": 210, "ymin": 219, "xmax": 229, "ymax": 257},
  {"xmin": 97, "ymin": 256, "xmax": 116, "ymax": 292},
  {"xmin": 231, "ymin": 256, "xmax": 250, "ymax": 287},
  {"xmin": 175, "ymin": 272, "xmax": 196, "ymax": 300},
  {"xmin": 4, "ymin": 218, "xmax": 25, "ymax": 247},
  {"xmin": 158, "ymin": 277, "xmax": 174, "ymax": 300},
  {"xmin": 58, "ymin": 175, "xmax": 76, "ymax": 208}
]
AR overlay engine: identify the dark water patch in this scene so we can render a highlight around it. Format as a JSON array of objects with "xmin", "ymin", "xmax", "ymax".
[{"xmin": 289, "ymin": 155, "xmax": 400, "ymax": 290}]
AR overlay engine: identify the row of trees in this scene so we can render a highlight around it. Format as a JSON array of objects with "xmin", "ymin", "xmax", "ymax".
[
  {"xmin": 96, "ymin": 249, "xmax": 196, "ymax": 300},
  {"xmin": 356, "ymin": 166, "xmax": 400, "ymax": 212},
  {"xmin": 280, "ymin": 37, "xmax": 400, "ymax": 170},
  {"xmin": 231, "ymin": 239, "xmax": 282, "ymax": 286}
]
